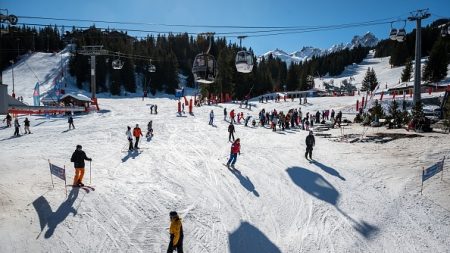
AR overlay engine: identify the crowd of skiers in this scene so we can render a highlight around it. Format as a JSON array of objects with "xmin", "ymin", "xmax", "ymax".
[
  {"xmin": 125, "ymin": 121, "xmax": 154, "ymax": 151},
  {"xmin": 2, "ymin": 113, "xmax": 32, "ymax": 136},
  {"xmin": 218, "ymin": 106, "xmax": 343, "ymax": 133}
]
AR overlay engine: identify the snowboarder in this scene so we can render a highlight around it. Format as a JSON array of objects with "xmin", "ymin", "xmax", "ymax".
[
  {"xmin": 305, "ymin": 130, "xmax": 315, "ymax": 159},
  {"xmin": 223, "ymin": 108, "xmax": 227, "ymax": 121},
  {"xmin": 126, "ymin": 126, "xmax": 133, "ymax": 151},
  {"xmin": 209, "ymin": 110, "xmax": 214, "ymax": 125},
  {"xmin": 24, "ymin": 117, "xmax": 31, "ymax": 134},
  {"xmin": 146, "ymin": 120, "xmax": 153, "ymax": 137},
  {"xmin": 70, "ymin": 145, "xmax": 92, "ymax": 187},
  {"xmin": 68, "ymin": 115, "xmax": 75, "ymax": 129},
  {"xmin": 226, "ymin": 138, "xmax": 241, "ymax": 168},
  {"xmin": 133, "ymin": 124, "xmax": 143, "ymax": 149},
  {"xmin": 228, "ymin": 122, "xmax": 235, "ymax": 142},
  {"xmin": 167, "ymin": 211, "xmax": 183, "ymax": 253},
  {"xmin": 3, "ymin": 113, "xmax": 12, "ymax": 127},
  {"xmin": 13, "ymin": 117, "xmax": 20, "ymax": 136}
]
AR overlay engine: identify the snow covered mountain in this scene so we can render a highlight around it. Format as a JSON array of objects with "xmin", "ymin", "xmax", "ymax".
[{"xmin": 260, "ymin": 32, "xmax": 379, "ymax": 64}]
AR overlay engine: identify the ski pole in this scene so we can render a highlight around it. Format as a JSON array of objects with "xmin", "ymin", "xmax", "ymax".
[{"xmin": 89, "ymin": 160, "xmax": 92, "ymax": 185}]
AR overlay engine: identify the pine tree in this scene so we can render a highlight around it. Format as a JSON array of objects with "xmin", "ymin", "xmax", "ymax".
[
  {"xmin": 401, "ymin": 58, "xmax": 413, "ymax": 82},
  {"xmin": 423, "ymin": 39, "xmax": 449, "ymax": 83},
  {"xmin": 362, "ymin": 68, "xmax": 379, "ymax": 91},
  {"xmin": 388, "ymin": 99, "xmax": 402, "ymax": 128}
]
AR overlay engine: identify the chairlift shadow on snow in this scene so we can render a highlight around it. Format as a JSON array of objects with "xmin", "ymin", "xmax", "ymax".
[
  {"xmin": 228, "ymin": 167, "xmax": 259, "ymax": 197},
  {"xmin": 310, "ymin": 160, "xmax": 346, "ymax": 181},
  {"xmin": 228, "ymin": 221, "xmax": 281, "ymax": 253},
  {"xmin": 32, "ymin": 188, "xmax": 79, "ymax": 239},
  {"xmin": 286, "ymin": 166, "xmax": 378, "ymax": 239},
  {"xmin": 121, "ymin": 150, "xmax": 141, "ymax": 162}
]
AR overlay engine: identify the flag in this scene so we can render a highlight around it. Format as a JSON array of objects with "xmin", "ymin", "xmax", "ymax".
[
  {"xmin": 49, "ymin": 163, "xmax": 66, "ymax": 181},
  {"xmin": 422, "ymin": 159, "xmax": 444, "ymax": 182}
]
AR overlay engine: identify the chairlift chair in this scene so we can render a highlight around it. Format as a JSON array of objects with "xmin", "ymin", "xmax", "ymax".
[
  {"xmin": 235, "ymin": 36, "xmax": 254, "ymax": 74},
  {"xmin": 441, "ymin": 27, "xmax": 447, "ymax": 37},
  {"xmin": 389, "ymin": 28, "xmax": 398, "ymax": 40},
  {"xmin": 396, "ymin": 28, "xmax": 406, "ymax": 42},
  {"xmin": 148, "ymin": 59, "xmax": 156, "ymax": 73},
  {"xmin": 235, "ymin": 51, "xmax": 254, "ymax": 73},
  {"xmin": 192, "ymin": 53, "xmax": 217, "ymax": 84},
  {"xmin": 112, "ymin": 54, "xmax": 124, "ymax": 70}
]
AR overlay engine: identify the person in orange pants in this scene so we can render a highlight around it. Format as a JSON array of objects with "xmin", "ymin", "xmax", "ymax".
[{"xmin": 70, "ymin": 145, "xmax": 92, "ymax": 187}]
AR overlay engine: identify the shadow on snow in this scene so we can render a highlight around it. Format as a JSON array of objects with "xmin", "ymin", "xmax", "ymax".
[
  {"xmin": 228, "ymin": 167, "xmax": 259, "ymax": 197},
  {"xmin": 286, "ymin": 166, "xmax": 378, "ymax": 239},
  {"xmin": 310, "ymin": 160, "xmax": 346, "ymax": 181},
  {"xmin": 228, "ymin": 221, "xmax": 281, "ymax": 253},
  {"xmin": 32, "ymin": 188, "xmax": 80, "ymax": 239}
]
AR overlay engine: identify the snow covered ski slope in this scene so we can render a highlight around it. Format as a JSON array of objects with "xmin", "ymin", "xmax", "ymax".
[
  {"xmin": 1, "ymin": 96, "xmax": 450, "ymax": 252},
  {"xmin": 1, "ymin": 51, "xmax": 449, "ymax": 253}
]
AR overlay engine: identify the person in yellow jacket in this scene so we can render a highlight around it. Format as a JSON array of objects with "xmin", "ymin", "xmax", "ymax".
[{"xmin": 167, "ymin": 211, "xmax": 183, "ymax": 253}]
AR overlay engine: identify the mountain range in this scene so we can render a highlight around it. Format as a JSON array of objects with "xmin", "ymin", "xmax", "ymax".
[{"xmin": 259, "ymin": 32, "xmax": 379, "ymax": 65}]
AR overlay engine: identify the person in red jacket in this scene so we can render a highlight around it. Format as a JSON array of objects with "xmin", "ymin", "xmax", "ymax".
[
  {"xmin": 133, "ymin": 124, "xmax": 143, "ymax": 149},
  {"xmin": 230, "ymin": 109, "xmax": 235, "ymax": 123},
  {"xmin": 226, "ymin": 138, "xmax": 240, "ymax": 168}
]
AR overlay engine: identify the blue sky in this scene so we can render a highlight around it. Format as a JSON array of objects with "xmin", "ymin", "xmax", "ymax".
[{"xmin": 1, "ymin": 0, "xmax": 449, "ymax": 55}]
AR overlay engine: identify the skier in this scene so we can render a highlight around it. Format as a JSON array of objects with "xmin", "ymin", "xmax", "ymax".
[
  {"xmin": 305, "ymin": 130, "xmax": 315, "ymax": 160},
  {"xmin": 167, "ymin": 211, "xmax": 183, "ymax": 253},
  {"xmin": 154, "ymin": 104, "xmax": 158, "ymax": 114},
  {"xmin": 133, "ymin": 124, "xmax": 143, "ymax": 149},
  {"xmin": 223, "ymin": 108, "xmax": 227, "ymax": 121},
  {"xmin": 244, "ymin": 115, "xmax": 251, "ymax": 127},
  {"xmin": 24, "ymin": 117, "xmax": 31, "ymax": 134},
  {"xmin": 68, "ymin": 115, "xmax": 75, "ymax": 129},
  {"xmin": 146, "ymin": 120, "xmax": 153, "ymax": 137},
  {"xmin": 228, "ymin": 122, "xmax": 235, "ymax": 142},
  {"xmin": 3, "ymin": 113, "xmax": 12, "ymax": 127},
  {"xmin": 70, "ymin": 145, "xmax": 92, "ymax": 187},
  {"xmin": 230, "ymin": 109, "xmax": 235, "ymax": 124},
  {"xmin": 226, "ymin": 138, "xmax": 241, "ymax": 168},
  {"xmin": 13, "ymin": 117, "xmax": 20, "ymax": 136},
  {"xmin": 126, "ymin": 126, "xmax": 133, "ymax": 151},
  {"xmin": 209, "ymin": 110, "xmax": 214, "ymax": 125},
  {"xmin": 150, "ymin": 105, "xmax": 154, "ymax": 114}
]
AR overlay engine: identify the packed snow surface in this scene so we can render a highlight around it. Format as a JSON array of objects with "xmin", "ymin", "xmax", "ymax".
[{"xmin": 1, "ymin": 51, "xmax": 449, "ymax": 253}]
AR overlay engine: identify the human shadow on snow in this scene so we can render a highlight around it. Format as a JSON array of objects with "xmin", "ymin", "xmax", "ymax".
[
  {"xmin": 286, "ymin": 166, "xmax": 378, "ymax": 239},
  {"xmin": 121, "ymin": 150, "xmax": 141, "ymax": 162},
  {"xmin": 228, "ymin": 167, "xmax": 259, "ymax": 197},
  {"xmin": 32, "ymin": 188, "xmax": 79, "ymax": 239},
  {"xmin": 310, "ymin": 160, "xmax": 346, "ymax": 181},
  {"xmin": 228, "ymin": 221, "xmax": 281, "ymax": 253}
]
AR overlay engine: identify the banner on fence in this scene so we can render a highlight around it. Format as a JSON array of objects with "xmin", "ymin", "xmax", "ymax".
[{"xmin": 421, "ymin": 157, "xmax": 445, "ymax": 194}]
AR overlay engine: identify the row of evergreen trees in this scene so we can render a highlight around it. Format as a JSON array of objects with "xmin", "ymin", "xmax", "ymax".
[
  {"xmin": 1, "ymin": 24, "xmax": 371, "ymax": 98},
  {"xmin": 1, "ymin": 20, "xmax": 447, "ymax": 98}
]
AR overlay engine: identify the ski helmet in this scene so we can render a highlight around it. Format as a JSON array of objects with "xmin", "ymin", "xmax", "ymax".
[
  {"xmin": 76, "ymin": 144, "xmax": 82, "ymax": 149},
  {"xmin": 169, "ymin": 211, "xmax": 178, "ymax": 217}
]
